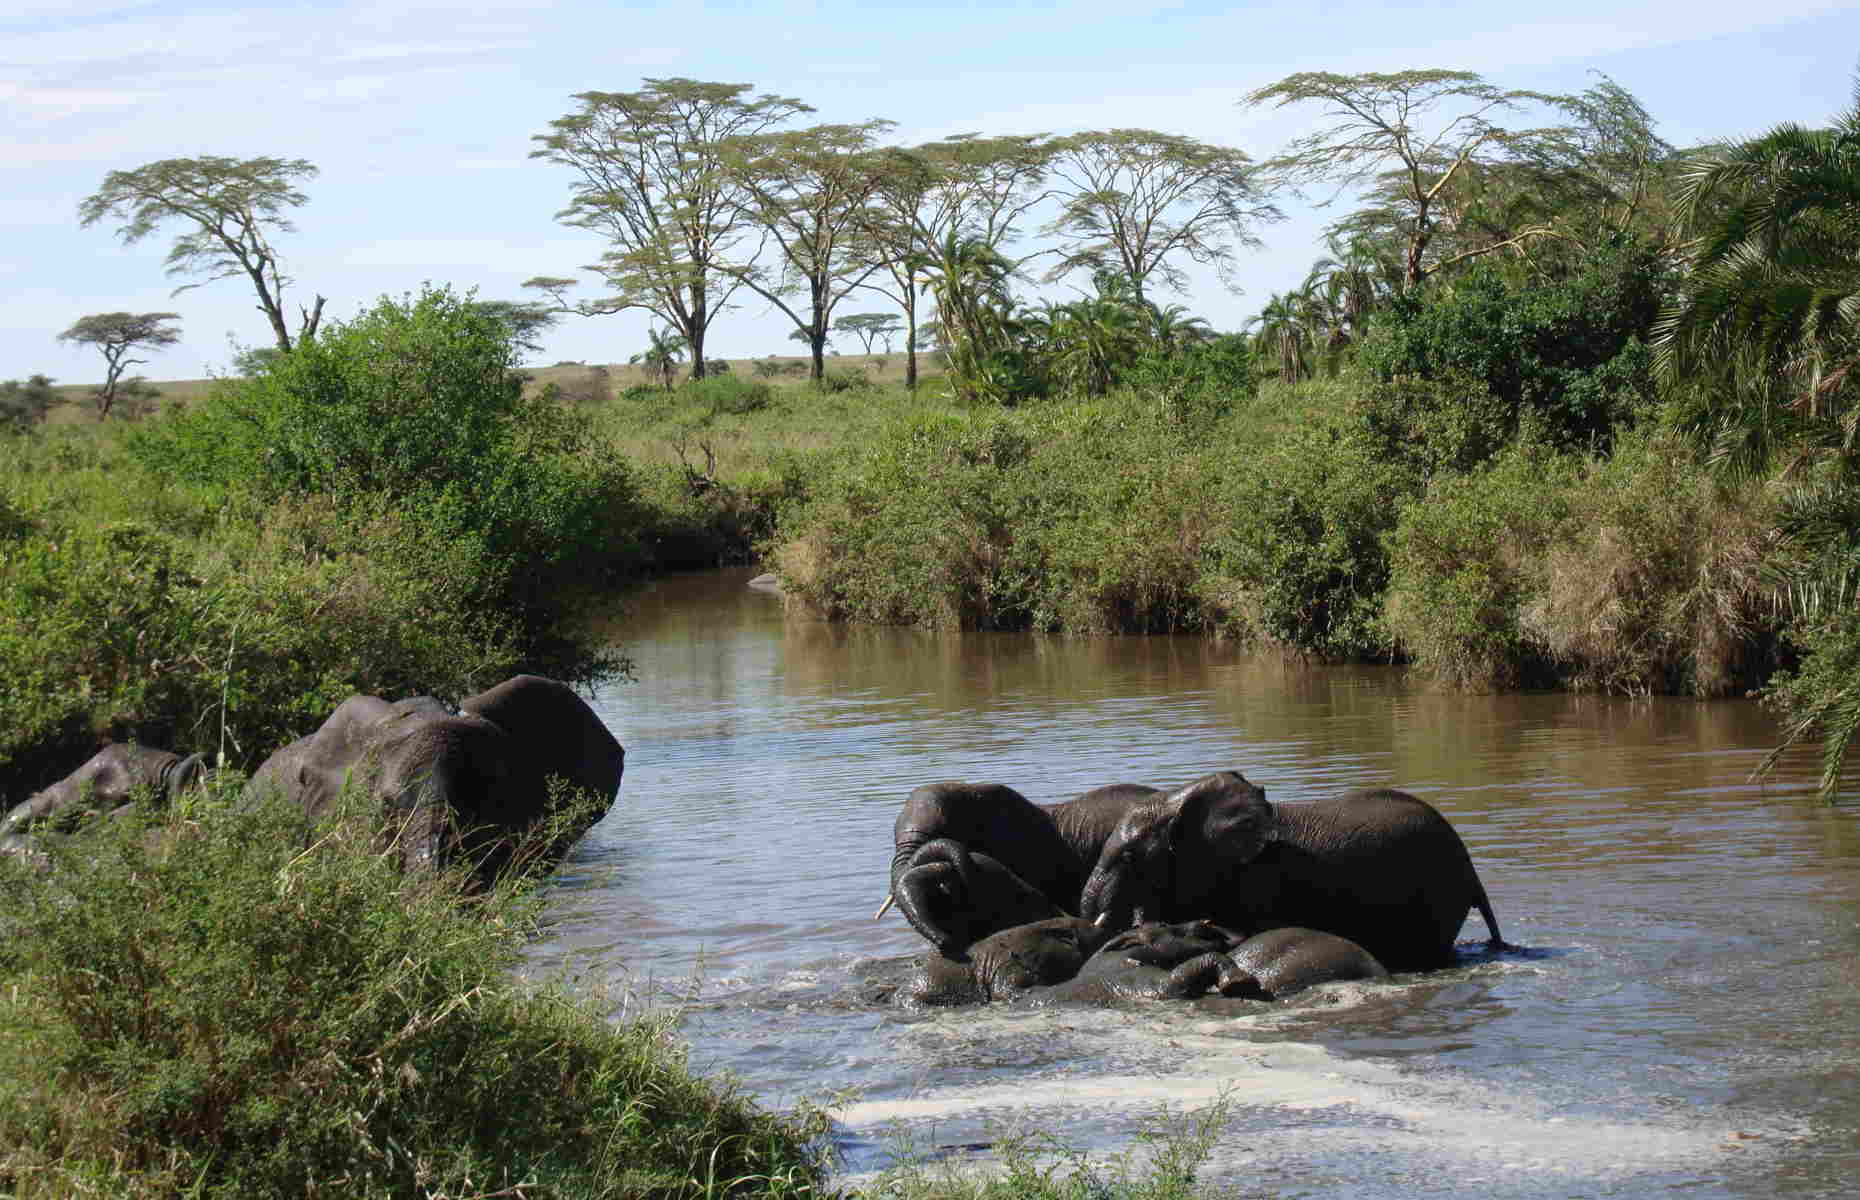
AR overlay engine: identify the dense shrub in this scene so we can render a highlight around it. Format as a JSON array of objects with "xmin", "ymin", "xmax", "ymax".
[
  {"xmin": 1385, "ymin": 449, "xmax": 1578, "ymax": 688},
  {"xmin": 1203, "ymin": 419, "xmax": 1419, "ymax": 659},
  {"xmin": 682, "ymin": 373, "xmax": 774, "ymax": 415},
  {"xmin": 130, "ymin": 285, "xmax": 646, "ymax": 674},
  {"xmin": 775, "ymin": 398, "xmax": 1221, "ymax": 633},
  {"xmin": 0, "ymin": 787, "xmax": 828, "ymax": 1197},
  {"xmin": 0, "ymin": 375, "xmax": 57, "ymax": 431},
  {"xmin": 1357, "ymin": 240, "xmax": 1666, "ymax": 464},
  {"xmin": 1386, "ymin": 434, "xmax": 1782, "ymax": 695}
]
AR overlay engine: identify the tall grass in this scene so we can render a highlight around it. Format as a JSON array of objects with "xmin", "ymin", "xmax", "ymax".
[{"xmin": 0, "ymin": 783, "xmax": 830, "ymax": 1198}]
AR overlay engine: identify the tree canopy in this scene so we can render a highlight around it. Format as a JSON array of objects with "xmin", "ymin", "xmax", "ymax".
[
  {"xmin": 77, "ymin": 156, "xmax": 322, "ymax": 352},
  {"xmin": 58, "ymin": 311, "xmax": 181, "ymax": 420}
]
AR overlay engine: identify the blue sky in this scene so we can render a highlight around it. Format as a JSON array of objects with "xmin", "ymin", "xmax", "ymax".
[{"xmin": 5, "ymin": 0, "xmax": 1857, "ymax": 382}]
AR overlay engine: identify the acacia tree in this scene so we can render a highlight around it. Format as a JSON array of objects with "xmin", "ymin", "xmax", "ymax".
[
  {"xmin": 1042, "ymin": 129, "xmax": 1281, "ymax": 303},
  {"xmin": 833, "ymin": 312, "xmax": 903, "ymax": 354},
  {"xmin": 77, "ymin": 156, "xmax": 322, "ymax": 352},
  {"xmin": 528, "ymin": 78, "xmax": 810, "ymax": 381},
  {"xmin": 1244, "ymin": 70, "xmax": 1585, "ymax": 290},
  {"xmin": 58, "ymin": 311, "xmax": 181, "ymax": 419},
  {"xmin": 718, "ymin": 120, "xmax": 894, "ymax": 381}
]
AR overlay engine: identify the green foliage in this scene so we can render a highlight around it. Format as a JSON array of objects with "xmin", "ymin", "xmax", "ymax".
[
  {"xmin": 1206, "ymin": 419, "xmax": 1418, "ymax": 659},
  {"xmin": 129, "ymin": 285, "xmax": 645, "ymax": 675},
  {"xmin": 817, "ymin": 366, "xmax": 877, "ymax": 395},
  {"xmin": 684, "ymin": 373, "xmax": 775, "ymax": 415},
  {"xmin": 0, "ymin": 787, "xmax": 828, "ymax": 1197},
  {"xmin": 0, "ymin": 375, "xmax": 56, "ymax": 431},
  {"xmin": 1385, "ymin": 449, "xmax": 1578, "ymax": 688},
  {"xmin": 1356, "ymin": 240, "xmax": 1667, "ymax": 464},
  {"xmin": 775, "ymin": 398, "xmax": 1222, "ymax": 633}
]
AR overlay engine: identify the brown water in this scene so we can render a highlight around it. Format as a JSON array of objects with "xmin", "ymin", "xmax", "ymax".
[{"xmin": 531, "ymin": 567, "xmax": 1860, "ymax": 1197}]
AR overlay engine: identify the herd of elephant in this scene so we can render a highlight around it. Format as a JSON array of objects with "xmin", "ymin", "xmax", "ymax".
[
  {"xmin": 879, "ymin": 772, "xmax": 1506, "ymax": 1008},
  {"xmin": 0, "ymin": 675, "xmax": 626, "ymax": 879},
  {"xmin": 5, "ymin": 675, "xmax": 1506, "ymax": 1012}
]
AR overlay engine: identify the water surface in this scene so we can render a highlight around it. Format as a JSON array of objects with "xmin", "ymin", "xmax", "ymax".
[{"xmin": 532, "ymin": 567, "xmax": 1860, "ymax": 1197}]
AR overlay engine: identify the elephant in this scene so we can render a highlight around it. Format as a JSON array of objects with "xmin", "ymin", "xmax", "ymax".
[
  {"xmin": 877, "ymin": 838, "xmax": 1063, "ymax": 957},
  {"xmin": 1, "ymin": 744, "xmax": 206, "ymax": 849},
  {"xmin": 1036, "ymin": 919, "xmax": 1247, "ymax": 1005},
  {"xmin": 1214, "ymin": 926, "xmax": 1389, "ymax": 999},
  {"xmin": 1079, "ymin": 772, "xmax": 1503, "ymax": 972},
  {"xmin": 897, "ymin": 917, "xmax": 1114, "ymax": 1008},
  {"xmin": 246, "ymin": 675, "xmax": 623, "ymax": 879},
  {"xmin": 884, "ymin": 780, "xmax": 1161, "ymax": 950}
]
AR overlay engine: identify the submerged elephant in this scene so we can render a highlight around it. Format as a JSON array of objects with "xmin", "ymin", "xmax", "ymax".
[
  {"xmin": 1037, "ymin": 919, "xmax": 1247, "ymax": 1005},
  {"xmin": 247, "ymin": 674, "xmax": 623, "ymax": 878},
  {"xmin": 884, "ymin": 781, "xmax": 1160, "ymax": 949},
  {"xmin": 898, "ymin": 916, "xmax": 1114, "ymax": 1007},
  {"xmin": 1, "ymin": 744, "xmax": 206, "ymax": 848},
  {"xmin": 1080, "ymin": 772, "xmax": 1503, "ymax": 972},
  {"xmin": 1216, "ymin": 926, "xmax": 1389, "ymax": 999}
]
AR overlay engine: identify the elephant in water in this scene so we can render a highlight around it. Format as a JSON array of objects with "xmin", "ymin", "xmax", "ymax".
[
  {"xmin": 897, "ymin": 917, "xmax": 1114, "ymax": 1008},
  {"xmin": 1036, "ymin": 919, "xmax": 1248, "ymax": 1005},
  {"xmin": 1, "ymin": 744, "xmax": 206, "ymax": 850},
  {"xmin": 1080, "ymin": 771, "xmax": 1504, "ymax": 972},
  {"xmin": 247, "ymin": 675, "xmax": 623, "ymax": 879},
  {"xmin": 883, "ymin": 781, "xmax": 1161, "ymax": 950},
  {"xmin": 878, "ymin": 839, "xmax": 1063, "ymax": 958}
]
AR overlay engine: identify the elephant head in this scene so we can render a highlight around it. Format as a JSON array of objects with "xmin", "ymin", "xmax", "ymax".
[
  {"xmin": 1079, "ymin": 771, "xmax": 1270, "ymax": 935},
  {"xmin": 881, "ymin": 780, "xmax": 1162, "ymax": 949},
  {"xmin": 2, "ymin": 744, "xmax": 207, "ymax": 843},
  {"xmin": 1079, "ymin": 772, "xmax": 1504, "ymax": 972},
  {"xmin": 245, "ymin": 677, "xmax": 623, "ymax": 882},
  {"xmin": 901, "ymin": 916, "xmax": 1114, "ymax": 1007},
  {"xmin": 885, "ymin": 838, "xmax": 1064, "ymax": 957}
]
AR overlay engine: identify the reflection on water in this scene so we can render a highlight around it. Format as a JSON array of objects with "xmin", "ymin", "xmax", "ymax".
[{"xmin": 535, "ymin": 567, "xmax": 1860, "ymax": 1197}]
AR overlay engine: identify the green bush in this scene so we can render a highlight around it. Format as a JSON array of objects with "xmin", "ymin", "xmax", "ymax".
[
  {"xmin": 683, "ymin": 373, "xmax": 774, "ymax": 415},
  {"xmin": 1385, "ymin": 449, "xmax": 1578, "ymax": 688},
  {"xmin": 1205, "ymin": 419, "xmax": 1419, "ymax": 660},
  {"xmin": 130, "ymin": 285, "xmax": 645, "ymax": 677},
  {"xmin": 0, "ymin": 787, "xmax": 828, "ymax": 1197},
  {"xmin": 0, "ymin": 376, "xmax": 56, "ymax": 431},
  {"xmin": 1356, "ymin": 240, "xmax": 1666, "ymax": 462}
]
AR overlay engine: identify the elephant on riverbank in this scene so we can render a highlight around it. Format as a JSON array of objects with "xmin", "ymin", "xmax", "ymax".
[
  {"xmin": 247, "ymin": 675, "xmax": 623, "ymax": 878},
  {"xmin": 898, "ymin": 917, "xmax": 1114, "ymax": 1007},
  {"xmin": 1079, "ymin": 772, "xmax": 1503, "ymax": 972},
  {"xmin": 1, "ymin": 744, "xmax": 206, "ymax": 849},
  {"xmin": 884, "ymin": 780, "xmax": 1160, "ymax": 949}
]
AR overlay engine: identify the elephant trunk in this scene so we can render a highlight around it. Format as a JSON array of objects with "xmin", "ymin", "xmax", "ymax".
[{"xmin": 889, "ymin": 839, "xmax": 979, "ymax": 956}]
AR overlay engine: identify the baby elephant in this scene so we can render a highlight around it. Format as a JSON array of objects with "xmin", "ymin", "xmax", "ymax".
[
  {"xmin": 900, "ymin": 917, "xmax": 1113, "ymax": 1007},
  {"xmin": 880, "ymin": 838, "xmax": 1065, "ymax": 958},
  {"xmin": 1039, "ymin": 921, "xmax": 1388, "ymax": 1006},
  {"xmin": 1212, "ymin": 926, "xmax": 1390, "ymax": 999}
]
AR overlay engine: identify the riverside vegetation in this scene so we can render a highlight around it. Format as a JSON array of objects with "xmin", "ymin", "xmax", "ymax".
[{"xmin": 7, "ymin": 66, "xmax": 1860, "ymax": 1197}]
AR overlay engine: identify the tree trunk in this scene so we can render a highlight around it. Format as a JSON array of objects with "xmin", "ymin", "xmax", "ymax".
[
  {"xmin": 904, "ymin": 304, "xmax": 919, "ymax": 390},
  {"xmin": 810, "ymin": 327, "xmax": 826, "ymax": 381}
]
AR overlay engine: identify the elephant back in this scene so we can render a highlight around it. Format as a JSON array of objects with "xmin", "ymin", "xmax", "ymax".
[{"xmin": 459, "ymin": 674, "xmax": 624, "ymax": 811}]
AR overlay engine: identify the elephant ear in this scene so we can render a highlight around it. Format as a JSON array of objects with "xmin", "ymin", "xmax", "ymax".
[{"xmin": 1160, "ymin": 771, "xmax": 1272, "ymax": 863}]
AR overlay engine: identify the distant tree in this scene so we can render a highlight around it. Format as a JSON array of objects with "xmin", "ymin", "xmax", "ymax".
[
  {"xmin": 529, "ymin": 78, "xmax": 811, "ymax": 381},
  {"xmin": 0, "ymin": 374, "xmax": 57, "ymax": 431},
  {"xmin": 858, "ymin": 136, "xmax": 1052, "ymax": 392},
  {"xmin": 718, "ymin": 120, "xmax": 895, "ymax": 381},
  {"xmin": 1042, "ymin": 129, "xmax": 1281, "ymax": 303},
  {"xmin": 77, "ymin": 156, "xmax": 323, "ymax": 351},
  {"xmin": 833, "ymin": 312, "xmax": 903, "ymax": 354},
  {"xmin": 58, "ymin": 311, "xmax": 181, "ymax": 420},
  {"xmin": 470, "ymin": 300, "xmax": 560, "ymax": 358},
  {"xmin": 1244, "ymin": 70, "xmax": 1587, "ymax": 290},
  {"xmin": 630, "ymin": 326, "xmax": 688, "ymax": 390}
]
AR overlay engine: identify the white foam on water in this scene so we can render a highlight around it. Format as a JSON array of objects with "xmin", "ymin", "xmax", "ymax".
[{"xmin": 836, "ymin": 1001, "xmax": 1800, "ymax": 1196}]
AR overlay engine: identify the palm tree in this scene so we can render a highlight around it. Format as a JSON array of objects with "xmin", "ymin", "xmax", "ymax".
[
  {"xmin": 1654, "ymin": 84, "xmax": 1860, "ymax": 478},
  {"xmin": 1655, "ymin": 77, "xmax": 1860, "ymax": 798},
  {"xmin": 1246, "ymin": 291, "xmax": 1316, "ymax": 384},
  {"xmin": 629, "ymin": 327, "xmax": 688, "ymax": 391}
]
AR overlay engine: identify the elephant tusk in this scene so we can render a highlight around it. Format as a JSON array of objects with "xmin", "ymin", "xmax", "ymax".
[
  {"xmin": 874, "ymin": 892, "xmax": 896, "ymax": 921},
  {"xmin": 1093, "ymin": 912, "xmax": 1109, "ymax": 927}
]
